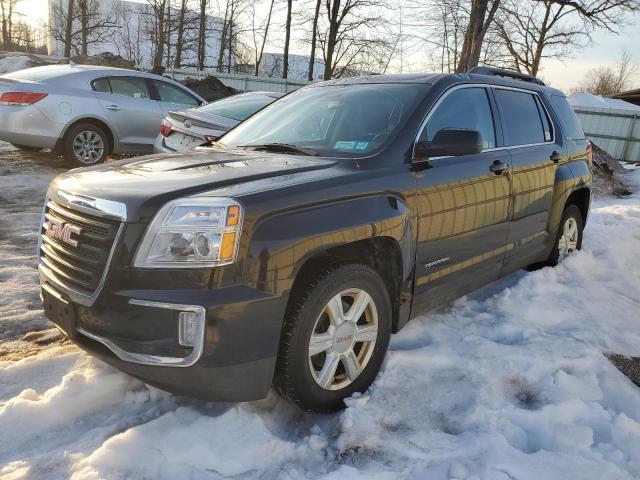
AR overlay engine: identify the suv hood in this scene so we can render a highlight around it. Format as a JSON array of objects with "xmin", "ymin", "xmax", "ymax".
[{"xmin": 51, "ymin": 148, "xmax": 337, "ymax": 222}]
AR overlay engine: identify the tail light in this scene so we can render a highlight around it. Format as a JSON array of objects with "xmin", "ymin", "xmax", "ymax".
[
  {"xmin": 0, "ymin": 91, "xmax": 48, "ymax": 105},
  {"xmin": 160, "ymin": 119, "xmax": 172, "ymax": 137}
]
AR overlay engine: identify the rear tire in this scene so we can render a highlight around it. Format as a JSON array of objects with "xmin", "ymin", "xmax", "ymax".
[
  {"xmin": 547, "ymin": 204, "xmax": 583, "ymax": 266},
  {"xmin": 11, "ymin": 143, "xmax": 43, "ymax": 152},
  {"xmin": 274, "ymin": 263, "xmax": 392, "ymax": 413},
  {"xmin": 63, "ymin": 122, "xmax": 110, "ymax": 166}
]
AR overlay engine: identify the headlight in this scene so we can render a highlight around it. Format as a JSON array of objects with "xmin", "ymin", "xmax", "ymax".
[{"xmin": 133, "ymin": 197, "xmax": 243, "ymax": 268}]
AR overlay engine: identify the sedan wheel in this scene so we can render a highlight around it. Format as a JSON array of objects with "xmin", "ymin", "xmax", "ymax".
[
  {"xmin": 72, "ymin": 130, "xmax": 105, "ymax": 164},
  {"xmin": 63, "ymin": 122, "xmax": 111, "ymax": 166}
]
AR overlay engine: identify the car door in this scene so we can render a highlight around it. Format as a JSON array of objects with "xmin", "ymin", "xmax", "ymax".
[
  {"xmin": 151, "ymin": 79, "xmax": 201, "ymax": 117},
  {"xmin": 491, "ymin": 87, "xmax": 560, "ymax": 273},
  {"xmin": 92, "ymin": 76, "xmax": 163, "ymax": 151},
  {"xmin": 412, "ymin": 85, "xmax": 513, "ymax": 313}
]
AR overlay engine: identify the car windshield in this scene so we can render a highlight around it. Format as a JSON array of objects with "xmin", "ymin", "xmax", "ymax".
[
  {"xmin": 200, "ymin": 93, "xmax": 278, "ymax": 121},
  {"xmin": 220, "ymin": 84, "xmax": 426, "ymax": 157}
]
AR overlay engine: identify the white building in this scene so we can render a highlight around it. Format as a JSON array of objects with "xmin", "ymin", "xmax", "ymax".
[{"xmin": 46, "ymin": 0, "xmax": 232, "ymax": 70}]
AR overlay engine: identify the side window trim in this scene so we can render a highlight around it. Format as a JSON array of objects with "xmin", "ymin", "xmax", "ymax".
[
  {"xmin": 413, "ymin": 84, "xmax": 498, "ymax": 158},
  {"xmin": 490, "ymin": 85, "xmax": 555, "ymax": 148}
]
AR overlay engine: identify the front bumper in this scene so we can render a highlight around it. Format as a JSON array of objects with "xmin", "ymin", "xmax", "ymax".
[{"xmin": 42, "ymin": 281, "xmax": 286, "ymax": 401}]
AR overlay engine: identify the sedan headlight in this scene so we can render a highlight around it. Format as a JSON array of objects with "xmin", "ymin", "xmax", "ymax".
[{"xmin": 134, "ymin": 197, "xmax": 243, "ymax": 268}]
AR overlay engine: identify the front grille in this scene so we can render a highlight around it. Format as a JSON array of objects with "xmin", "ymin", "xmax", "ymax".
[{"xmin": 39, "ymin": 201, "xmax": 120, "ymax": 296}]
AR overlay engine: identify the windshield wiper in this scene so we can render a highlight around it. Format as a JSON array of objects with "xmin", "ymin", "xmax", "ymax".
[{"xmin": 238, "ymin": 143, "xmax": 318, "ymax": 156}]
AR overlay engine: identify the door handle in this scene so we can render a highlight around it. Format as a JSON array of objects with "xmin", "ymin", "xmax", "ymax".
[
  {"xmin": 550, "ymin": 151, "xmax": 562, "ymax": 163},
  {"xmin": 490, "ymin": 160, "xmax": 508, "ymax": 175},
  {"xmin": 106, "ymin": 104, "xmax": 120, "ymax": 111}
]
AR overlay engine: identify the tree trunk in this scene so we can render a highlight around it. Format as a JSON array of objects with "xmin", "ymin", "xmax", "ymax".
[
  {"xmin": 153, "ymin": 0, "xmax": 166, "ymax": 68},
  {"xmin": 79, "ymin": 0, "xmax": 88, "ymax": 55},
  {"xmin": 64, "ymin": 0, "xmax": 75, "ymax": 57},
  {"xmin": 307, "ymin": 0, "xmax": 321, "ymax": 81},
  {"xmin": 217, "ymin": 3, "xmax": 229, "ymax": 71},
  {"xmin": 283, "ymin": 0, "xmax": 292, "ymax": 79},
  {"xmin": 456, "ymin": 0, "xmax": 499, "ymax": 73},
  {"xmin": 323, "ymin": 0, "xmax": 340, "ymax": 80},
  {"xmin": 198, "ymin": 0, "xmax": 207, "ymax": 70},
  {"xmin": 227, "ymin": 14, "xmax": 233, "ymax": 73},
  {"xmin": 255, "ymin": 0, "xmax": 275, "ymax": 76},
  {"xmin": 174, "ymin": 0, "xmax": 188, "ymax": 68}
]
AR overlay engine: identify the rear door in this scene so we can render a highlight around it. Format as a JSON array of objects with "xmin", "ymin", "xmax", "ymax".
[
  {"xmin": 412, "ymin": 85, "xmax": 513, "ymax": 313},
  {"xmin": 93, "ymin": 76, "xmax": 163, "ymax": 151},
  {"xmin": 151, "ymin": 79, "xmax": 201, "ymax": 116},
  {"xmin": 491, "ymin": 87, "xmax": 560, "ymax": 272}
]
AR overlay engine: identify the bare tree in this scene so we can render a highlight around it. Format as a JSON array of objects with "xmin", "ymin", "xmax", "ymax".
[
  {"xmin": 495, "ymin": 0, "xmax": 589, "ymax": 76},
  {"xmin": 0, "ymin": 0, "xmax": 19, "ymax": 48},
  {"xmin": 49, "ymin": 0, "xmax": 118, "ymax": 57},
  {"xmin": 575, "ymin": 50, "xmax": 638, "ymax": 95},
  {"xmin": 249, "ymin": 0, "xmax": 275, "ymax": 75},
  {"xmin": 319, "ymin": 0, "xmax": 390, "ymax": 79},
  {"xmin": 113, "ymin": 1, "xmax": 144, "ymax": 65},
  {"xmin": 173, "ymin": 0, "xmax": 188, "ymax": 67}
]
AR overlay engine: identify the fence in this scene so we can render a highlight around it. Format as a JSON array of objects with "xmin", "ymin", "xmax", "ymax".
[
  {"xmin": 165, "ymin": 68, "xmax": 311, "ymax": 94},
  {"xmin": 573, "ymin": 106, "xmax": 640, "ymax": 162}
]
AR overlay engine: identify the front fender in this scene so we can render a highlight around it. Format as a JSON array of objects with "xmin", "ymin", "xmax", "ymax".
[{"xmin": 243, "ymin": 194, "xmax": 414, "ymax": 297}]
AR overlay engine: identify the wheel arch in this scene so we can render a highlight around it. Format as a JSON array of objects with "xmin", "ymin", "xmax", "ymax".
[
  {"xmin": 58, "ymin": 116, "xmax": 116, "ymax": 154},
  {"xmin": 243, "ymin": 194, "xmax": 415, "ymax": 333}
]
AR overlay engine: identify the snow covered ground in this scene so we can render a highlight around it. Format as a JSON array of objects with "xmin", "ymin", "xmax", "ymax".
[{"xmin": 1, "ymin": 142, "xmax": 640, "ymax": 479}]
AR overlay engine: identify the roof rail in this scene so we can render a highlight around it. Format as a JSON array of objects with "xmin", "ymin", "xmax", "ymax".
[{"xmin": 468, "ymin": 66, "xmax": 545, "ymax": 86}]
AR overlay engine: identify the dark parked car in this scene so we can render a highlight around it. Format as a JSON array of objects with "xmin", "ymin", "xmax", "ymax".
[
  {"xmin": 38, "ymin": 67, "xmax": 592, "ymax": 412},
  {"xmin": 154, "ymin": 91, "xmax": 283, "ymax": 153}
]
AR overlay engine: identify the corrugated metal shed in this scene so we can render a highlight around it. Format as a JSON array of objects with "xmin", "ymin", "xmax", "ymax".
[{"xmin": 569, "ymin": 93, "xmax": 640, "ymax": 162}]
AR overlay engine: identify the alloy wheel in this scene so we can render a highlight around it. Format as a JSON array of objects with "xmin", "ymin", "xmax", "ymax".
[
  {"xmin": 557, "ymin": 217, "xmax": 579, "ymax": 262},
  {"xmin": 72, "ymin": 130, "xmax": 105, "ymax": 164},
  {"xmin": 308, "ymin": 288, "xmax": 379, "ymax": 390}
]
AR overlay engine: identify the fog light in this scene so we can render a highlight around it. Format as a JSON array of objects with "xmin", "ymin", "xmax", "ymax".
[{"xmin": 178, "ymin": 311, "xmax": 200, "ymax": 347}]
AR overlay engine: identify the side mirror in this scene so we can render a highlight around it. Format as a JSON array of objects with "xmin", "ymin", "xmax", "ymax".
[{"xmin": 414, "ymin": 128, "xmax": 483, "ymax": 159}]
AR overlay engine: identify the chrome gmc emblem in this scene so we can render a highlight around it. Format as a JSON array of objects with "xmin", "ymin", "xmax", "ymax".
[{"xmin": 45, "ymin": 217, "xmax": 82, "ymax": 247}]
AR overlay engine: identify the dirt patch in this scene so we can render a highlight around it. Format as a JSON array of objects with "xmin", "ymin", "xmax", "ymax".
[
  {"xmin": 0, "ymin": 328, "xmax": 73, "ymax": 361},
  {"xmin": 608, "ymin": 353, "xmax": 640, "ymax": 387},
  {"xmin": 180, "ymin": 75, "xmax": 238, "ymax": 102},
  {"xmin": 591, "ymin": 144, "xmax": 632, "ymax": 197}
]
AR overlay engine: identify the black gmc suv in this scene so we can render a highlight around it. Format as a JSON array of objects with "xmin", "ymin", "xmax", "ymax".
[{"xmin": 38, "ymin": 67, "xmax": 592, "ymax": 412}]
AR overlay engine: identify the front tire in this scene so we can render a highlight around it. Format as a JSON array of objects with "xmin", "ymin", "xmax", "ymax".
[
  {"xmin": 275, "ymin": 264, "xmax": 392, "ymax": 413},
  {"xmin": 63, "ymin": 123, "xmax": 110, "ymax": 166},
  {"xmin": 548, "ymin": 204, "xmax": 583, "ymax": 266},
  {"xmin": 11, "ymin": 143, "xmax": 43, "ymax": 152}
]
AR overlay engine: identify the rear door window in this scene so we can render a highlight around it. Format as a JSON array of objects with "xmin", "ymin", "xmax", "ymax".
[
  {"xmin": 92, "ymin": 78, "xmax": 111, "ymax": 93},
  {"xmin": 153, "ymin": 80, "xmax": 199, "ymax": 106},
  {"xmin": 494, "ymin": 89, "xmax": 547, "ymax": 146},
  {"xmin": 550, "ymin": 95, "xmax": 585, "ymax": 140},
  {"xmin": 108, "ymin": 77, "xmax": 151, "ymax": 100},
  {"xmin": 424, "ymin": 87, "xmax": 496, "ymax": 150}
]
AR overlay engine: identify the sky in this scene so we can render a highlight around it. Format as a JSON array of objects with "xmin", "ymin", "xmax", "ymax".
[{"xmin": 16, "ymin": 0, "xmax": 640, "ymax": 93}]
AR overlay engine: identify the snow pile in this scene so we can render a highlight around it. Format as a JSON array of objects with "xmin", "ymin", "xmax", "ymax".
[
  {"xmin": 1, "ymin": 146, "xmax": 640, "ymax": 478},
  {"xmin": 568, "ymin": 92, "xmax": 640, "ymax": 112},
  {"xmin": 0, "ymin": 55, "xmax": 32, "ymax": 75}
]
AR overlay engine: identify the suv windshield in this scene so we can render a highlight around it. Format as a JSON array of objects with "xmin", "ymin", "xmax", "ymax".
[{"xmin": 220, "ymin": 84, "xmax": 427, "ymax": 157}]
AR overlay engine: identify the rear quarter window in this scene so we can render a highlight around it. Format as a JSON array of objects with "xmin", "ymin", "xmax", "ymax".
[{"xmin": 550, "ymin": 95, "xmax": 586, "ymax": 140}]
